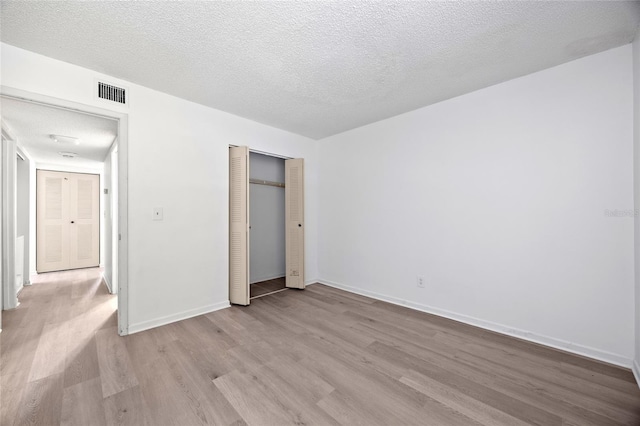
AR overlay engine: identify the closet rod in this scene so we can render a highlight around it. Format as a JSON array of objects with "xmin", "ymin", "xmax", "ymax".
[{"xmin": 249, "ymin": 178, "xmax": 285, "ymax": 188}]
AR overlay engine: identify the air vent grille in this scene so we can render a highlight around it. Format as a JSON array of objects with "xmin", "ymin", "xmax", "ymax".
[{"xmin": 98, "ymin": 82, "xmax": 126, "ymax": 104}]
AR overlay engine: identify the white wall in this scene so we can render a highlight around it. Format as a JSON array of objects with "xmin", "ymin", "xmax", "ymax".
[
  {"xmin": 633, "ymin": 31, "xmax": 640, "ymax": 382},
  {"xmin": 249, "ymin": 152, "xmax": 286, "ymax": 284},
  {"xmin": 318, "ymin": 45, "xmax": 635, "ymax": 367},
  {"xmin": 0, "ymin": 43, "xmax": 318, "ymax": 333}
]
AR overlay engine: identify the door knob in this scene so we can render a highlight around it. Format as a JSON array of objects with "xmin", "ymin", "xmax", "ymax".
[
  {"xmin": 298, "ymin": 224, "xmax": 302, "ymax": 227},
  {"xmin": 71, "ymin": 221, "xmax": 75, "ymax": 224}
]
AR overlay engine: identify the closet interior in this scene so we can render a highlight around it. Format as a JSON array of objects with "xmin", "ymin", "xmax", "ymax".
[{"xmin": 249, "ymin": 152, "xmax": 286, "ymax": 299}]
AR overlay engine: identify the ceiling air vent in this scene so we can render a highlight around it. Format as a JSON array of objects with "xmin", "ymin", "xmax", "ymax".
[{"xmin": 97, "ymin": 81, "xmax": 127, "ymax": 105}]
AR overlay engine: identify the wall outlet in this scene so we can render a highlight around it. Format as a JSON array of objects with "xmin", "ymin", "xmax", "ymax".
[{"xmin": 417, "ymin": 276, "xmax": 425, "ymax": 288}]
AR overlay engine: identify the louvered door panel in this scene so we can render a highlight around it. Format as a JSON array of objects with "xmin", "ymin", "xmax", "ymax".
[
  {"xmin": 69, "ymin": 174, "xmax": 100, "ymax": 269},
  {"xmin": 44, "ymin": 226, "xmax": 63, "ymax": 263},
  {"xmin": 285, "ymin": 158, "xmax": 305, "ymax": 289},
  {"xmin": 37, "ymin": 171, "xmax": 70, "ymax": 272},
  {"xmin": 229, "ymin": 146, "xmax": 250, "ymax": 305}
]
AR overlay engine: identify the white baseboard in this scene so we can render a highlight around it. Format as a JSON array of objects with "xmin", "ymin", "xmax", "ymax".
[
  {"xmin": 4, "ymin": 301, "xmax": 20, "ymax": 310},
  {"xmin": 318, "ymin": 279, "xmax": 633, "ymax": 369},
  {"xmin": 250, "ymin": 274, "xmax": 286, "ymax": 285},
  {"xmin": 128, "ymin": 301, "xmax": 230, "ymax": 335},
  {"xmin": 633, "ymin": 360, "xmax": 640, "ymax": 390},
  {"xmin": 102, "ymin": 274, "xmax": 113, "ymax": 294}
]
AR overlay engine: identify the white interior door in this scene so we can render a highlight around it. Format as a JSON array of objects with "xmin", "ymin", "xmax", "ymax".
[
  {"xmin": 229, "ymin": 146, "xmax": 250, "ymax": 305},
  {"xmin": 37, "ymin": 170, "xmax": 99, "ymax": 273},
  {"xmin": 285, "ymin": 158, "xmax": 305, "ymax": 289}
]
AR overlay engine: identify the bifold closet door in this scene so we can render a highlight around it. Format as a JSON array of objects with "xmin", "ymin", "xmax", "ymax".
[
  {"xmin": 285, "ymin": 158, "xmax": 305, "ymax": 289},
  {"xmin": 229, "ymin": 146, "xmax": 250, "ymax": 305},
  {"xmin": 37, "ymin": 170, "xmax": 100, "ymax": 273}
]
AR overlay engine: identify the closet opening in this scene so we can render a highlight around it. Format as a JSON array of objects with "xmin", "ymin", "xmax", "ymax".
[
  {"xmin": 249, "ymin": 152, "xmax": 286, "ymax": 299},
  {"xmin": 229, "ymin": 146, "xmax": 305, "ymax": 306}
]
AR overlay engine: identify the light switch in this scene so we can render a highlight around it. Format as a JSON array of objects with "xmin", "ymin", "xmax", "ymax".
[{"xmin": 153, "ymin": 207, "xmax": 163, "ymax": 221}]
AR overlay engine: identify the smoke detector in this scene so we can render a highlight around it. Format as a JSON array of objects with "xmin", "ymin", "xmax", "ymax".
[
  {"xmin": 58, "ymin": 151, "xmax": 79, "ymax": 158},
  {"xmin": 50, "ymin": 134, "xmax": 80, "ymax": 145}
]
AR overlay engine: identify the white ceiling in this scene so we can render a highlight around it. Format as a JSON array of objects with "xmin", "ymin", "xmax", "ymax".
[
  {"xmin": 1, "ymin": 97, "xmax": 118, "ymax": 168},
  {"xmin": 1, "ymin": 2, "xmax": 639, "ymax": 140}
]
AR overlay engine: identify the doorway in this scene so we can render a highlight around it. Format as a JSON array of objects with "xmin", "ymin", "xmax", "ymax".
[
  {"xmin": 228, "ymin": 146, "xmax": 305, "ymax": 305},
  {"xmin": 249, "ymin": 152, "xmax": 286, "ymax": 299},
  {"xmin": 36, "ymin": 170, "xmax": 101, "ymax": 273},
  {"xmin": 0, "ymin": 87, "xmax": 129, "ymax": 335}
]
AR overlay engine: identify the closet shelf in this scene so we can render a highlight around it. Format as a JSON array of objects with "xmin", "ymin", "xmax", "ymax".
[{"xmin": 249, "ymin": 178, "xmax": 285, "ymax": 188}]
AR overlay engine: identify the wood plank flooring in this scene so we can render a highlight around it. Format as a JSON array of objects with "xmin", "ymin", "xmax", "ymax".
[
  {"xmin": 250, "ymin": 277, "xmax": 286, "ymax": 299},
  {"xmin": 2, "ymin": 268, "xmax": 639, "ymax": 425}
]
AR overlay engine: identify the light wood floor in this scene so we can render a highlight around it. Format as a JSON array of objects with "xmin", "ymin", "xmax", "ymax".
[{"xmin": 2, "ymin": 268, "xmax": 639, "ymax": 426}]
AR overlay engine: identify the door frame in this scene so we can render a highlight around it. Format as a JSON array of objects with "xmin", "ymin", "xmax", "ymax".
[
  {"xmin": 0, "ymin": 86, "xmax": 131, "ymax": 335},
  {"xmin": 1, "ymin": 123, "xmax": 18, "ymax": 310},
  {"xmin": 15, "ymin": 144, "xmax": 33, "ymax": 287},
  {"xmin": 0, "ymin": 122, "xmax": 2, "ymax": 330}
]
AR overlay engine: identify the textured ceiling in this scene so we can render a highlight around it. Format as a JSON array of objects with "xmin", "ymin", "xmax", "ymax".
[
  {"xmin": 1, "ymin": 1, "xmax": 639, "ymax": 139},
  {"xmin": 1, "ymin": 96, "xmax": 118, "ymax": 168}
]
